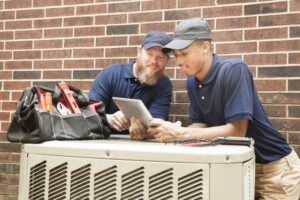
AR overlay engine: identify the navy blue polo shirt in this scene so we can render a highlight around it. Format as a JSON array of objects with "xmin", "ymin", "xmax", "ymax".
[
  {"xmin": 89, "ymin": 63, "xmax": 172, "ymax": 134},
  {"xmin": 187, "ymin": 54, "xmax": 291, "ymax": 164}
]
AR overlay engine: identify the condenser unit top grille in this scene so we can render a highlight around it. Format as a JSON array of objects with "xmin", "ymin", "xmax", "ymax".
[{"xmin": 22, "ymin": 135, "xmax": 254, "ymax": 164}]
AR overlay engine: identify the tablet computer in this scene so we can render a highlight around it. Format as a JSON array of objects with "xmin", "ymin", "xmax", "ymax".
[{"xmin": 112, "ymin": 97, "xmax": 153, "ymax": 127}]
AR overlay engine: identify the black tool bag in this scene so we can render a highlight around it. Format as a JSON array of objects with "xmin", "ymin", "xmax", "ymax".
[{"xmin": 7, "ymin": 84, "xmax": 110, "ymax": 143}]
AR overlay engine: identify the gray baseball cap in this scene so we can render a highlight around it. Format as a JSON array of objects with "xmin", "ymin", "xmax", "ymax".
[{"xmin": 163, "ymin": 18, "xmax": 212, "ymax": 51}]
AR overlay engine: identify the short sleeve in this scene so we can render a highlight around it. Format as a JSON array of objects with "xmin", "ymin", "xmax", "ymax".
[
  {"xmin": 222, "ymin": 62, "xmax": 254, "ymax": 122},
  {"xmin": 88, "ymin": 68, "xmax": 111, "ymax": 106}
]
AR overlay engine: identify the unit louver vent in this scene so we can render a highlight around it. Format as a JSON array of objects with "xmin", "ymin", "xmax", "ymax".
[
  {"xmin": 94, "ymin": 165, "xmax": 117, "ymax": 200},
  {"xmin": 48, "ymin": 162, "xmax": 68, "ymax": 200},
  {"xmin": 178, "ymin": 169, "xmax": 204, "ymax": 200},
  {"xmin": 149, "ymin": 168, "xmax": 173, "ymax": 200},
  {"xmin": 70, "ymin": 164, "xmax": 91, "ymax": 200},
  {"xmin": 29, "ymin": 160, "xmax": 47, "ymax": 200},
  {"xmin": 121, "ymin": 167, "xmax": 144, "ymax": 200}
]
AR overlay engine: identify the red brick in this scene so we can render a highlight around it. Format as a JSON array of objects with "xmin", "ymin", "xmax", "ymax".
[
  {"xmin": 64, "ymin": 17, "xmax": 93, "ymax": 26},
  {"xmin": 75, "ymin": 27, "xmax": 105, "ymax": 37},
  {"xmin": 95, "ymin": 58, "xmax": 127, "ymax": 68},
  {"xmin": 5, "ymin": 20, "xmax": 32, "ymax": 30},
  {"xmin": 245, "ymin": 28, "xmax": 287, "ymax": 40},
  {"xmin": 129, "ymin": 12, "xmax": 162, "ymax": 23},
  {"xmin": 0, "ymin": 152, "xmax": 20, "ymax": 163},
  {"xmin": 290, "ymin": 0, "xmax": 300, "ymax": 11},
  {"xmin": 142, "ymin": 0, "xmax": 176, "ymax": 10},
  {"xmin": 0, "ymin": 51, "xmax": 12, "ymax": 60},
  {"xmin": 216, "ymin": 42, "xmax": 257, "ymax": 54},
  {"xmin": 0, "ymin": 42, "xmax": 3, "ymax": 50},
  {"xmin": 5, "ymin": 61, "xmax": 32, "ymax": 70},
  {"xmin": 0, "ymin": 31, "xmax": 13, "ymax": 40},
  {"xmin": 288, "ymin": 132, "xmax": 300, "ymax": 145},
  {"xmin": 0, "ymin": 72, "xmax": 12, "ymax": 80},
  {"xmin": 16, "ymin": 9, "xmax": 44, "ymax": 19},
  {"xmin": 141, "ymin": 22, "xmax": 176, "ymax": 33},
  {"xmin": 164, "ymin": 68, "xmax": 175, "ymax": 79},
  {"xmin": 204, "ymin": 6, "xmax": 242, "ymax": 18},
  {"xmin": 15, "ymin": 30, "xmax": 43, "ymax": 40},
  {"xmin": 165, "ymin": 9, "xmax": 202, "ymax": 21},
  {"xmin": 5, "ymin": 0, "xmax": 31, "ymax": 9},
  {"xmin": 259, "ymin": 13, "xmax": 300, "ymax": 27},
  {"xmin": 244, "ymin": 54, "xmax": 287, "ymax": 65},
  {"xmin": 178, "ymin": 0, "xmax": 215, "ymax": 8},
  {"xmin": 4, "ymin": 81, "xmax": 31, "ymax": 90},
  {"xmin": 129, "ymin": 35, "xmax": 144, "ymax": 46},
  {"xmin": 64, "ymin": 38, "xmax": 94, "ymax": 47},
  {"xmin": 34, "ymin": 60, "xmax": 62, "ymax": 69},
  {"xmin": 174, "ymin": 91, "xmax": 189, "ymax": 103},
  {"xmin": 170, "ymin": 103, "xmax": 189, "ymax": 115},
  {"xmin": 107, "ymin": 24, "xmax": 138, "ymax": 35},
  {"xmin": 0, "ymin": 173, "xmax": 19, "ymax": 185},
  {"xmin": 64, "ymin": 59, "xmax": 94, "ymax": 69},
  {"xmin": 245, "ymin": 2, "xmax": 287, "ymax": 15},
  {"xmin": 5, "ymin": 41, "xmax": 32, "ymax": 50},
  {"xmin": 259, "ymin": 93, "xmax": 300, "ymax": 104},
  {"xmin": 1, "ymin": 102, "xmax": 17, "ymax": 111},
  {"xmin": 108, "ymin": 2, "xmax": 140, "ymax": 13},
  {"xmin": 212, "ymin": 30, "xmax": 242, "ymax": 42},
  {"xmin": 255, "ymin": 79, "xmax": 286, "ymax": 91},
  {"xmin": 34, "ymin": 18, "xmax": 62, "ymax": 28},
  {"xmin": 172, "ymin": 80, "xmax": 186, "ymax": 91},
  {"xmin": 73, "ymin": 48, "xmax": 104, "ymax": 58},
  {"xmin": 217, "ymin": 0, "xmax": 255, "ymax": 4},
  {"xmin": 43, "ymin": 50, "xmax": 72, "ymax": 59},
  {"xmin": 34, "ymin": 0, "xmax": 61, "ymax": 7},
  {"xmin": 0, "ymin": 92, "xmax": 10, "ymax": 100},
  {"xmin": 44, "ymin": 28, "xmax": 73, "ymax": 38},
  {"xmin": 13, "ymin": 51, "xmax": 41, "ymax": 60},
  {"xmin": 96, "ymin": 36, "xmax": 127, "ymax": 46},
  {"xmin": 67, "ymin": 80, "xmax": 92, "ymax": 91},
  {"xmin": 260, "ymin": 40, "xmax": 300, "ymax": 52},
  {"xmin": 2, "ymin": 122, "xmax": 13, "ymax": 132},
  {"xmin": 46, "ymin": 7, "xmax": 74, "ymax": 17},
  {"xmin": 271, "ymin": 118, "xmax": 300, "ymax": 132},
  {"xmin": 63, "ymin": 0, "xmax": 93, "ymax": 5},
  {"xmin": 76, "ymin": 4, "xmax": 106, "ymax": 15},
  {"xmin": 289, "ymin": 53, "xmax": 300, "ymax": 64},
  {"xmin": 0, "ymin": 112, "xmax": 10, "ymax": 121},
  {"xmin": 95, "ymin": 14, "xmax": 127, "ymax": 25},
  {"xmin": 0, "ymin": 11, "xmax": 15, "ymax": 20},
  {"xmin": 216, "ymin": 17, "xmax": 256, "ymax": 29},
  {"xmin": 34, "ymin": 39, "xmax": 63, "ymax": 49},
  {"xmin": 105, "ymin": 47, "xmax": 137, "ymax": 57},
  {"xmin": 43, "ymin": 70, "xmax": 72, "ymax": 79},
  {"xmin": 263, "ymin": 105, "xmax": 286, "ymax": 117}
]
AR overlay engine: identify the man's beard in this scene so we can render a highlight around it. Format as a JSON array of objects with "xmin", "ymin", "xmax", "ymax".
[{"xmin": 135, "ymin": 59, "xmax": 164, "ymax": 86}]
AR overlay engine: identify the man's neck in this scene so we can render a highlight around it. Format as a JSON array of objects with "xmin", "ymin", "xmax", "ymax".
[{"xmin": 195, "ymin": 54, "xmax": 213, "ymax": 81}]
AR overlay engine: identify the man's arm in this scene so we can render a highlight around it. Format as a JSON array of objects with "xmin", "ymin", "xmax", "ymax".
[{"xmin": 148, "ymin": 119, "xmax": 248, "ymax": 142}]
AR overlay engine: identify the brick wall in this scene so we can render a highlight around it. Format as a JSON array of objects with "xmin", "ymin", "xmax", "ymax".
[{"xmin": 1, "ymin": 0, "xmax": 300, "ymax": 198}]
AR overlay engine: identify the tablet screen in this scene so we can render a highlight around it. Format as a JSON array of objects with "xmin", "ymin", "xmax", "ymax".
[{"xmin": 112, "ymin": 97, "xmax": 153, "ymax": 127}]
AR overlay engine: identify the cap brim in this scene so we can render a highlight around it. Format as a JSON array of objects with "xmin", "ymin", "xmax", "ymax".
[{"xmin": 164, "ymin": 39, "xmax": 194, "ymax": 51}]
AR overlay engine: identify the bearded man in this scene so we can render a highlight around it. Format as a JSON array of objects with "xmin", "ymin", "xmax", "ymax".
[{"xmin": 89, "ymin": 31, "xmax": 172, "ymax": 139}]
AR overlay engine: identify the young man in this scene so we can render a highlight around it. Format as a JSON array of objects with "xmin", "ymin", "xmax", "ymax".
[
  {"xmin": 89, "ymin": 31, "xmax": 172, "ymax": 140},
  {"xmin": 148, "ymin": 18, "xmax": 300, "ymax": 199}
]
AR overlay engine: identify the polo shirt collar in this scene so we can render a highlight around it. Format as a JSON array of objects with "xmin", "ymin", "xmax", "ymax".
[
  {"xmin": 124, "ymin": 62, "xmax": 135, "ymax": 79},
  {"xmin": 196, "ymin": 54, "xmax": 223, "ymax": 86}
]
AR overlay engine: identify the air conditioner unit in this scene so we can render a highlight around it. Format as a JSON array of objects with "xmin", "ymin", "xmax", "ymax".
[{"xmin": 18, "ymin": 136, "xmax": 255, "ymax": 200}]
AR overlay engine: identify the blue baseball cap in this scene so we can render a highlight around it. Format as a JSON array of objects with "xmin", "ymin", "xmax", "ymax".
[{"xmin": 142, "ymin": 31, "xmax": 172, "ymax": 53}]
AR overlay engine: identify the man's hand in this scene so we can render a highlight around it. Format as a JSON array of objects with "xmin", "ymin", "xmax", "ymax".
[
  {"xmin": 129, "ymin": 117, "xmax": 151, "ymax": 140},
  {"xmin": 148, "ymin": 119, "xmax": 183, "ymax": 142},
  {"xmin": 107, "ymin": 111, "xmax": 130, "ymax": 132}
]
